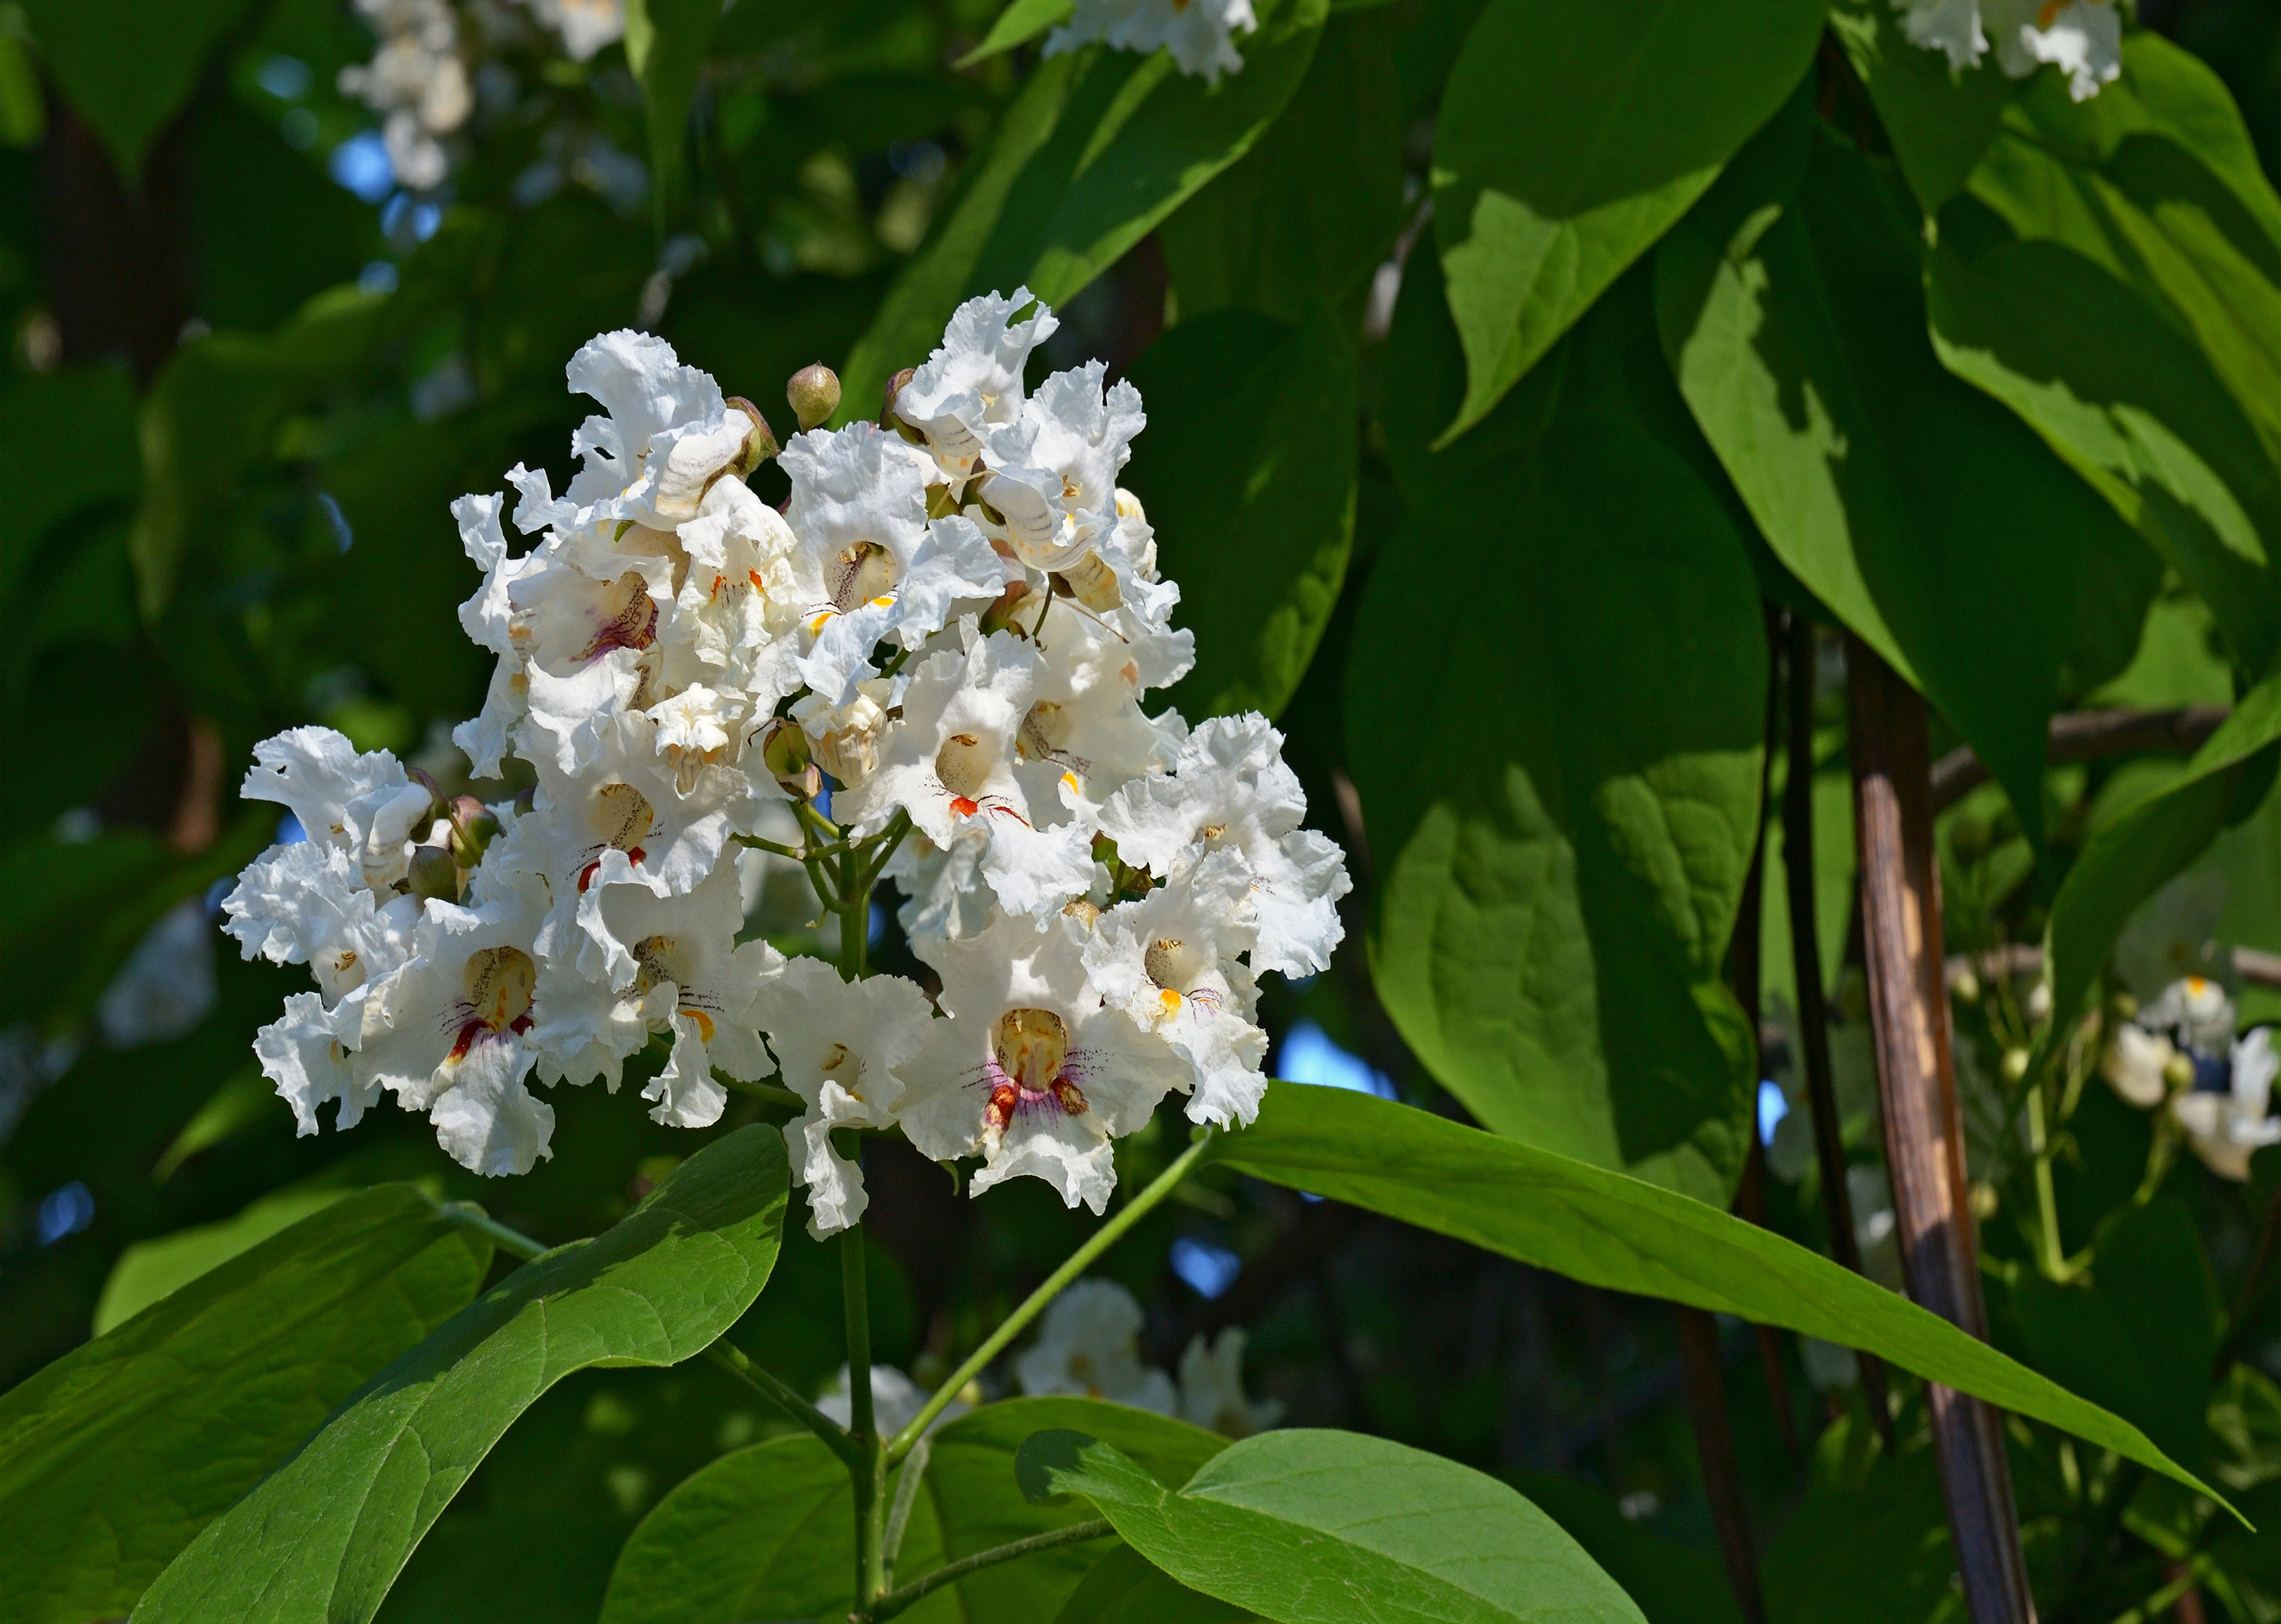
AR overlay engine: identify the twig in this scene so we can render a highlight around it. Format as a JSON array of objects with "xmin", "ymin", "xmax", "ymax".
[
  {"xmin": 1677, "ymin": 1304, "xmax": 1764, "ymax": 1624},
  {"xmin": 1848, "ymin": 635, "xmax": 2034, "ymax": 1624},
  {"xmin": 869, "ymin": 1520, "xmax": 1115, "ymax": 1621},
  {"xmin": 1929, "ymin": 706, "xmax": 2228, "ymax": 812},
  {"xmin": 706, "ymin": 1336, "xmax": 868, "ymax": 1475},
  {"xmin": 1945, "ymin": 940, "xmax": 2281, "ymax": 992},
  {"xmin": 1781, "ymin": 615, "xmax": 1895, "ymax": 1443},
  {"xmin": 887, "ymin": 1130, "xmax": 1218, "ymax": 1460}
]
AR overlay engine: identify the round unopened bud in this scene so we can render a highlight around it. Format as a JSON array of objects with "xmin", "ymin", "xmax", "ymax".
[
  {"xmin": 2001, "ymin": 1047, "xmax": 2030, "ymax": 1083},
  {"xmin": 1969, "ymin": 1182, "xmax": 2000, "ymax": 1222},
  {"xmin": 725, "ymin": 397, "xmax": 779, "ymax": 474},
  {"xmin": 447, "ymin": 795, "xmax": 500, "ymax": 866},
  {"xmin": 2163, "ymin": 1051, "xmax": 2197, "ymax": 1091},
  {"xmin": 405, "ymin": 765, "xmax": 445, "ymax": 827},
  {"xmin": 882, "ymin": 367, "xmax": 919, "ymax": 438},
  {"xmin": 760, "ymin": 719, "xmax": 811, "ymax": 781},
  {"xmin": 787, "ymin": 363, "xmax": 842, "ymax": 431},
  {"xmin": 1949, "ymin": 967, "xmax": 1982, "ymax": 1007},
  {"xmin": 2109, "ymin": 989, "xmax": 2139, "ymax": 1023},
  {"xmin": 404, "ymin": 844, "xmax": 461, "ymax": 903}
]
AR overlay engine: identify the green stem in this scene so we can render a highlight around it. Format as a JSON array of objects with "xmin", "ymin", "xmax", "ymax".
[
  {"xmin": 887, "ymin": 1128, "xmax": 1218, "ymax": 1462},
  {"xmin": 870, "ymin": 1520, "xmax": 1115, "ymax": 1622},
  {"xmin": 854, "ymin": 809, "xmax": 914, "ymax": 895},
  {"xmin": 706, "ymin": 1338, "xmax": 866, "ymax": 1474},
  {"xmin": 881, "ymin": 1435, "xmax": 931, "ymax": 1588},
  {"xmin": 717, "ymin": 1072, "xmax": 804, "ymax": 1110},
  {"xmin": 2028, "ymin": 1085, "xmax": 2068, "ymax": 1282},
  {"xmin": 844, "ymin": 1226, "xmax": 886, "ymax": 1609},
  {"xmin": 437, "ymin": 1201, "xmax": 549, "ymax": 1262}
]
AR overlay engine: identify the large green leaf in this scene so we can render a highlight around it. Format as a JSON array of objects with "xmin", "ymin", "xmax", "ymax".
[
  {"xmin": 1927, "ymin": 233, "xmax": 2281, "ymax": 679},
  {"xmin": 838, "ymin": 0, "xmax": 1326, "ymax": 418},
  {"xmin": 1018, "ymin": 1428, "xmax": 1648, "ymax": 1623},
  {"xmin": 0, "ymin": 1186, "xmax": 489, "ymax": 1624},
  {"xmin": 1824, "ymin": 0, "xmax": 2014, "ymax": 215},
  {"xmin": 1213, "ymin": 1081, "xmax": 2227, "ymax": 1506},
  {"xmin": 1965, "ymin": 35, "xmax": 2281, "ymax": 477},
  {"xmin": 923, "ymin": 1398, "xmax": 1230, "ymax": 1619},
  {"xmin": 134, "ymin": 1126, "xmax": 790, "ymax": 1624},
  {"xmin": 624, "ymin": 0, "xmax": 722, "ymax": 207},
  {"xmin": 1055, "ymin": 1547, "xmax": 1256, "ymax": 1623},
  {"xmin": 1157, "ymin": 7, "xmax": 1405, "ymax": 324},
  {"xmin": 600, "ymin": 1395, "xmax": 1223, "ymax": 1623},
  {"xmin": 599, "ymin": 1434, "xmax": 956, "ymax": 1624},
  {"xmin": 2010, "ymin": 1199, "xmax": 2222, "ymax": 1481},
  {"xmin": 1656, "ymin": 133, "xmax": 2145, "ymax": 852},
  {"xmin": 1121, "ymin": 304, "xmax": 1357, "ymax": 719},
  {"xmin": 95, "ymin": 1186, "xmax": 357, "ymax": 1334},
  {"xmin": 2044, "ymin": 670, "xmax": 2281, "ymax": 1041},
  {"xmin": 1347, "ymin": 408, "xmax": 1763, "ymax": 1204},
  {"xmin": 1428, "ymin": 0, "xmax": 1825, "ymax": 444},
  {"xmin": 19, "ymin": 0, "xmax": 251, "ymax": 182}
]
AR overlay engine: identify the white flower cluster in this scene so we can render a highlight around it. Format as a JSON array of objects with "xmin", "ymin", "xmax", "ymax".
[
  {"xmin": 2100, "ymin": 975, "xmax": 2281, "ymax": 1180},
  {"xmin": 222, "ymin": 290, "xmax": 1349, "ymax": 1229},
  {"xmin": 339, "ymin": 0, "xmax": 627, "ymax": 190},
  {"xmin": 1044, "ymin": 0, "xmax": 1258, "ymax": 86},
  {"xmin": 1015, "ymin": 1278, "xmax": 1282, "ymax": 1437},
  {"xmin": 1891, "ymin": 0, "xmax": 2120, "ymax": 102}
]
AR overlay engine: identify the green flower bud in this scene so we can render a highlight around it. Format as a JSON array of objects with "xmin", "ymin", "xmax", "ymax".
[
  {"xmin": 2162, "ymin": 1051, "xmax": 2197, "ymax": 1091},
  {"xmin": 882, "ymin": 366, "xmax": 922, "ymax": 442},
  {"xmin": 447, "ymin": 794, "xmax": 500, "ymax": 867},
  {"xmin": 2000, "ymin": 1047, "xmax": 2030, "ymax": 1083},
  {"xmin": 725, "ymin": 397, "xmax": 780, "ymax": 473},
  {"xmin": 787, "ymin": 363, "xmax": 842, "ymax": 431},
  {"xmin": 404, "ymin": 845, "xmax": 461, "ymax": 903}
]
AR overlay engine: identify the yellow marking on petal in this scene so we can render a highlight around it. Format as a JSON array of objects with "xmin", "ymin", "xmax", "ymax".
[
  {"xmin": 869, "ymin": 595, "xmax": 896, "ymax": 608},
  {"xmin": 2187, "ymin": 976, "xmax": 2211, "ymax": 996},
  {"xmin": 682, "ymin": 1007, "xmax": 716, "ymax": 1044},
  {"xmin": 1061, "ymin": 771, "xmax": 1080, "ymax": 794},
  {"xmin": 808, "ymin": 610, "xmax": 837, "ymax": 635},
  {"xmin": 1159, "ymin": 988, "xmax": 1183, "ymax": 1012}
]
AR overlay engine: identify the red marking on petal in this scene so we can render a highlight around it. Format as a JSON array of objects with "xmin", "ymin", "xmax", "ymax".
[
  {"xmin": 985, "ymin": 1082, "xmax": 1018, "ymax": 1132},
  {"xmin": 950, "ymin": 796, "xmax": 980, "ymax": 819},
  {"xmin": 1050, "ymin": 1076, "xmax": 1088, "ymax": 1116},
  {"xmin": 447, "ymin": 1019, "xmax": 485, "ymax": 1062}
]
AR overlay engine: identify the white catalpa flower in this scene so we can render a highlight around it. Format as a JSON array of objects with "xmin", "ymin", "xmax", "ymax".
[
  {"xmin": 894, "ymin": 288, "xmax": 1059, "ymax": 477},
  {"xmin": 900, "ymin": 911, "xmax": 1191, "ymax": 1212},
  {"xmin": 254, "ymin": 991, "xmax": 385, "ymax": 1138},
  {"xmin": 222, "ymin": 839, "xmax": 419, "ymax": 1003},
  {"xmin": 239, "ymin": 727, "xmax": 437, "ymax": 894},
  {"xmin": 836, "ymin": 631, "xmax": 1095, "ymax": 919},
  {"xmin": 1015, "ymin": 1278, "xmax": 1176, "ymax": 1412},
  {"xmin": 881, "ymin": 830, "xmax": 999, "ymax": 948},
  {"xmin": 1986, "ymin": 0, "xmax": 2119, "ymax": 100},
  {"xmin": 1891, "ymin": 0, "xmax": 2117, "ymax": 98},
  {"xmin": 520, "ymin": 0, "xmax": 624, "ymax": 61},
  {"xmin": 2173, "ymin": 1027, "xmax": 2281, "ymax": 1182},
  {"xmin": 775, "ymin": 424, "xmax": 1011, "ymax": 707},
  {"xmin": 815, "ymin": 1365, "xmax": 967, "ymax": 1436},
  {"xmin": 1008, "ymin": 596, "xmax": 1188, "ymax": 821},
  {"xmin": 1083, "ymin": 849, "xmax": 1267, "ymax": 1127},
  {"xmin": 2141, "ymin": 975, "xmax": 2238, "ymax": 1057},
  {"xmin": 976, "ymin": 362, "xmax": 1145, "ymax": 572},
  {"xmin": 1096, "ymin": 713, "xmax": 1351, "ymax": 978},
  {"xmin": 1177, "ymin": 1329, "xmax": 1282, "ymax": 1438},
  {"xmin": 357, "ymin": 866, "xmax": 557, "ymax": 1175},
  {"xmin": 1044, "ymin": 0, "xmax": 1258, "ymax": 85},
  {"xmin": 751, "ymin": 957, "xmax": 935, "ymax": 1237},
  {"xmin": 2101, "ymin": 1020, "xmax": 2179, "ymax": 1111}
]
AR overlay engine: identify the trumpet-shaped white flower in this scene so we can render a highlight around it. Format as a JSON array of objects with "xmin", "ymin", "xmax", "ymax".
[
  {"xmin": 836, "ymin": 631, "xmax": 1095, "ymax": 918},
  {"xmin": 357, "ymin": 865, "xmax": 556, "ymax": 1175},
  {"xmin": 895, "ymin": 288, "xmax": 1059, "ymax": 477},
  {"xmin": 881, "ymin": 830, "xmax": 998, "ymax": 947},
  {"xmin": 521, "ymin": 0, "xmax": 624, "ymax": 61},
  {"xmin": 2141, "ymin": 975, "xmax": 2238, "ymax": 1057},
  {"xmin": 752, "ymin": 957, "xmax": 935, "ymax": 1237},
  {"xmin": 1096, "ymin": 713, "xmax": 1350, "ymax": 978},
  {"xmin": 1010, "ymin": 597, "xmax": 1188, "ymax": 821},
  {"xmin": 976, "ymin": 363, "xmax": 1145, "ymax": 571},
  {"xmin": 1177, "ymin": 1328, "xmax": 1282, "ymax": 1437},
  {"xmin": 1045, "ymin": 0, "xmax": 1258, "ymax": 85},
  {"xmin": 1083, "ymin": 849, "xmax": 1267, "ymax": 1127},
  {"xmin": 254, "ymin": 991, "xmax": 385, "ymax": 1137},
  {"xmin": 1890, "ymin": 0, "xmax": 2117, "ymax": 98},
  {"xmin": 239, "ymin": 727, "xmax": 436, "ymax": 894},
  {"xmin": 339, "ymin": 0, "xmax": 470, "ymax": 190},
  {"xmin": 222, "ymin": 840, "xmax": 419, "ymax": 1003},
  {"xmin": 900, "ymin": 911, "xmax": 1191, "ymax": 1211},
  {"xmin": 2101, "ymin": 1020, "xmax": 2178, "ymax": 1110},
  {"xmin": 1015, "ymin": 1278, "xmax": 1176, "ymax": 1413},
  {"xmin": 2173, "ymin": 1027, "xmax": 2281, "ymax": 1182},
  {"xmin": 560, "ymin": 330, "xmax": 756, "ymax": 529}
]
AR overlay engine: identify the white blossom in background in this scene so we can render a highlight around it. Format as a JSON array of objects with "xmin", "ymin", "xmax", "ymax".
[
  {"xmin": 1045, "ymin": 0, "xmax": 1259, "ymax": 86},
  {"xmin": 1016, "ymin": 1278, "xmax": 1177, "ymax": 1413},
  {"xmin": 519, "ymin": 0, "xmax": 624, "ymax": 60},
  {"xmin": 339, "ymin": 0, "xmax": 472, "ymax": 189},
  {"xmin": 1177, "ymin": 1328, "xmax": 1281, "ymax": 1437},
  {"xmin": 220, "ymin": 288, "xmax": 1348, "ymax": 1214},
  {"xmin": 817, "ymin": 1365, "xmax": 967, "ymax": 1435},
  {"xmin": 1890, "ymin": 0, "xmax": 2119, "ymax": 100},
  {"xmin": 2096, "ymin": 974, "xmax": 2280, "ymax": 1182}
]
